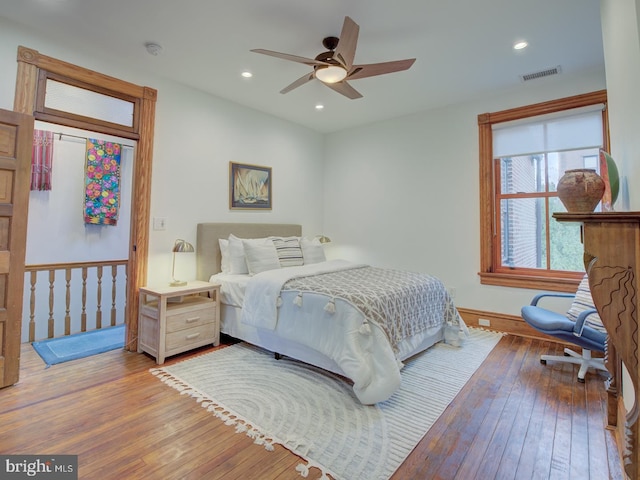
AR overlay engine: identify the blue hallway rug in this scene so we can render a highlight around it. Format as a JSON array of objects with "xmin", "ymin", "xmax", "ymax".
[{"xmin": 32, "ymin": 324, "xmax": 125, "ymax": 367}]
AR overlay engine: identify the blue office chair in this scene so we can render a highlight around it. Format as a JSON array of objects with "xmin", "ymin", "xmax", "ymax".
[{"xmin": 521, "ymin": 276, "xmax": 608, "ymax": 382}]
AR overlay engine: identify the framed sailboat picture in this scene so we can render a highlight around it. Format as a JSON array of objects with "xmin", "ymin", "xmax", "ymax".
[{"xmin": 229, "ymin": 162, "xmax": 272, "ymax": 210}]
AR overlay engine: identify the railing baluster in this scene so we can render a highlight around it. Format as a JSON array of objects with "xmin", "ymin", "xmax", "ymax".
[
  {"xmin": 65, "ymin": 268, "xmax": 71, "ymax": 336},
  {"xmin": 29, "ymin": 271, "xmax": 37, "ymax": 342},
  {"xmin": 111, "ymin": 265, "xmax": 117, "ymax": 327},
  {"xmin": 81, "ymin": 267, "xmax": 87, "ymax": 332},
  {"xmin": 48, "ymin": 270, "xmax": 55, "ymax": 338},
  {"xmin": 96, "ymin": 266, "xmax": 103, "ymax": 329}
]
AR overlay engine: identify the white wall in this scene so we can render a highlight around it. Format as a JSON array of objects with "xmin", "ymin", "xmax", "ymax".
[
  {"xmin": 146, "ymin": 80, "xmax": 325, "ymax": 285},
  {"xmin": 600, "ymin": 0, "xmax": 640, "ymax": 211},
  {"xmin": 26, "ymin": 122, "xmax": 134, "ymax": 264},
  {"xmin": 324, "ymin": 70, "xmax": 607, "ymax": 317}
]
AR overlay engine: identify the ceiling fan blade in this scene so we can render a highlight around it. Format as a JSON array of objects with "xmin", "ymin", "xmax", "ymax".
[
  {"xmin": 280, "ymin": 72, "xmax": 316, "ymax": 94},
  {"xmin": 333, "ymin": 16, "xmax": 359, "ymax": 69},
  {"xmin": 325, "ymin": 81, "xmax": 363, "ymax": 100},
  {"xmin": 251, "ymin": 49, "xmax": 329, "ymax": 67},
  {"xmin": 347, "ymin": 58, "xmax": 416, "ymax": 80}
]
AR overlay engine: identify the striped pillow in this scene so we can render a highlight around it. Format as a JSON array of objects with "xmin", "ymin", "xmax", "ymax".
[
  {"xmin": 566, "ymin": 274, "xmax": 606, "ymax": 334},
  {"xmin": 272, "ymin": 237, "xmax": 304, "ymax": 267}
]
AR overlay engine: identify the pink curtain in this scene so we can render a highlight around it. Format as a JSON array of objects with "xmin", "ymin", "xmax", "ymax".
[{"xmin": 31, "ymin": 130, "xmax": 54, "ymax": 191}]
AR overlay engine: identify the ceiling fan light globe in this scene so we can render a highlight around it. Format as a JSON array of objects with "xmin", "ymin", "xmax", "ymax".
[{"xmin": 315, "ymin": 65, "xmax": 348, "ymax": 84}]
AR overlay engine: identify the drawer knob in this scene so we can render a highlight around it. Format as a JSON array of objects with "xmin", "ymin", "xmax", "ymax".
[
  {"xmin": 186, "ymin": 333, "xmax": 201, "ymax": 340},
  {"xmin": 186, "ymin": 317, "xmax": 200, "ymax": 323}
]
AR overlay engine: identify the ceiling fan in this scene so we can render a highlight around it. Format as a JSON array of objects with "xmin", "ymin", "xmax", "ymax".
[{"xmin": 251, "ymin": 16, "xmax": 416, "ymax": 99}]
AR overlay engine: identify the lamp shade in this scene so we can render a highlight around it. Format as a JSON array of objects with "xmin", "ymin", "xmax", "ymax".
[
  {"xmin": 172, "ymin": 239, "xmax": 194, "ymax": 253},
  {"xmin": 315, "ymin": 65, "xmax": 347, "ymax": 84},
  {"xmin": 170, "ymin": 239, "xmax": 194, "ymax": 286}
]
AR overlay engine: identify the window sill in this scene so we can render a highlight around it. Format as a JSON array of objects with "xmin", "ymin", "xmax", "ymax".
[{"xmin": 478, "ymin": 271, "xmax": 580, "ymax": 293}]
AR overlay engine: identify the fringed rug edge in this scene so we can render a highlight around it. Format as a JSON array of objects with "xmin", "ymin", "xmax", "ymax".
[{"xmin": 149, "ymin": 367, "xmax": 337, "ymax": 480}]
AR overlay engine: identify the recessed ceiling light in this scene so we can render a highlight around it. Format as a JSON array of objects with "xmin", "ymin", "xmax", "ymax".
[
  {"xmin": 241, "ymin": 71, "xmax": 253, "ymax": 78},
  {"xmin": 315, "ymin": 104, "xmax": 324, "ymax": 110},
  {"xmin": 513, "ymin": 41, "xmax": 528, "ymax": 50}
]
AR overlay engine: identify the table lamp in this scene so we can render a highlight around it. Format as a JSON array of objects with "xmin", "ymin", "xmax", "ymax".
[{"xmin": 170, "ymin": 239, "xmax": 194, "ymax": 286}]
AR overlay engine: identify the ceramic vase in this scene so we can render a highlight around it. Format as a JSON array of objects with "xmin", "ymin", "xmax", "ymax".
[{"xmin": 557, "ymin": 168, "xmax": 605, "ymax": 213}]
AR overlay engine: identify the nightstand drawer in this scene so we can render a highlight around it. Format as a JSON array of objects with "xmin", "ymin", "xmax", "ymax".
[
  {"xmin": 166, "ymin": 323, "xmax": 215, "ymax": 351},
  {"xmin": 166, "ymin": 306, "xmax": 216, "ymax": 333}
]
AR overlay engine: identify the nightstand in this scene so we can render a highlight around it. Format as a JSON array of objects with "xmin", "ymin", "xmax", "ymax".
[{"xmin": 137, "ymin": 281, "xmax": 220, "ymax": 364}]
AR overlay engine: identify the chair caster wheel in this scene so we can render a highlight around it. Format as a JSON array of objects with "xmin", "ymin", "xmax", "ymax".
[
  {"xmin": 578, "ymin": 377, "xmax": 585, "ymax": 383},
  {"xmin": 540, "ymin": 359, "xmax": 547, "ymax": 365}
]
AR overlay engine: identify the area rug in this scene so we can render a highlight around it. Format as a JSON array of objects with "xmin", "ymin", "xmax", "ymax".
[
  {"xmin": 151, "ymin": 328, "xmax": 502, "ymax": 480},
  {"xmin": 32, "ymin": 324, "xmax": 125, "ymax": 367}
]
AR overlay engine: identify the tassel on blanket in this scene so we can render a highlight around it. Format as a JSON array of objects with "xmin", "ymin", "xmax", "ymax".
[
  {"xmin": 293, "ymin": 292, "xmax": 303, "ymax": 307},
  {"xmin": 444, "ymin": 322, "xmax": 462, "ymax": 346},
  {"xmin": 359, "ymin": 321, "xmax": 371, "ymax": 335},
  {"xmin": 324, "ymin": 298, "xmax": 336, "ymax": 314}
]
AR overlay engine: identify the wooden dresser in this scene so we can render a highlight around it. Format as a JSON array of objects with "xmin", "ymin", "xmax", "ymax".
[
  {"xmin": 555, "ymin": 212, "xmax": 640, "ymax": 479},
  {"xmin": 138, "ymin": 281, "xmax": 220, "ymax": 364}
]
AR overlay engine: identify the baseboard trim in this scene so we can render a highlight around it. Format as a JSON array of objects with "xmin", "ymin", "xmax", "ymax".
[{"xmin": 457, "ymin": 307, "xmax": 568, "ymax": 345}]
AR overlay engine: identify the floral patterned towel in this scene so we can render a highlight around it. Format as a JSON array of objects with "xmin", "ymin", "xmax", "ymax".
[{"xmin": 84, "ymin": 138, "xmax": 121, "ymax": 225}]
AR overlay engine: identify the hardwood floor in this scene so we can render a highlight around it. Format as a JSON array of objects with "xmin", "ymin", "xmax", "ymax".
[{"xmin": 0, "ymin": 334, "xmax": 625, "ymax": 479}]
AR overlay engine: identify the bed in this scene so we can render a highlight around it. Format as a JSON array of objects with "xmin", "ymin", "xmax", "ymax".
[{"xmin": 196, "ymin": 222, "xmax": 467, "ymax": 404}]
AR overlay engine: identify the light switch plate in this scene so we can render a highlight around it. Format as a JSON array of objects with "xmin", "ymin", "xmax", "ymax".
[{"xmin": 153, "ymin": 217, "xmax": 167, "ymax": 230}]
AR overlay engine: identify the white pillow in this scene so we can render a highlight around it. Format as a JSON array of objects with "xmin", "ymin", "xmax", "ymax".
[
  {"xmin": 228, "ymin": 234, "xmax": 249, "ymax": 274},
  {"xmin": 566, "ymin": 274, "xmax": 606, "ymax": 333},
  {"xmin": 219, "ymin": 238, "xmax": 230, "ymax": 273},
  {"xmin": 242, "ymin": 238, "xmax": 281, "ymax": 275},
  {"xmin": 272, "ymin": 236, "xmax": 304, "ymax": 267},
  {"xmin": 300, "ymin": 237, "xmax": 326, "ymax": 264}
]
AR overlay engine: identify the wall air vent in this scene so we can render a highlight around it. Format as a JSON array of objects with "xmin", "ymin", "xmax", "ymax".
[{"xmin": 520, "ymin": 65, "xmax": 562, "ymax": 82}]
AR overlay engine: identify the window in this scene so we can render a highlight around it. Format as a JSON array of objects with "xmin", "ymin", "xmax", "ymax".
[
  {"xmin": 34, "ymin": 70, "xmax": 140, "ymax": 139},
  {"xmin": 44, "ymin": 78, "xmax": 135, "ymax": 128},
  {"xmin": 478, "ymin": 91, "xmax": 609, "ymax": 292}
]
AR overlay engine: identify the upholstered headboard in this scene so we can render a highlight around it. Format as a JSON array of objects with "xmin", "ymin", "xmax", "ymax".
[{"xmin": 196, "ymin": 223, "xmax": 302, "ymax": 281}]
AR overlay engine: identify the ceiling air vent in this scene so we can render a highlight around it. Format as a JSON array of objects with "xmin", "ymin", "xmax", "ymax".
[{"xmin": 520, "ymin": 65, "xmax": 562, "ymax": 82}]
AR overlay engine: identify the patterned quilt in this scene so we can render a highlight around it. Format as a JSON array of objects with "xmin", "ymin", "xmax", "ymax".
[{"xmin": 282, "ymin": 265, "xmax": 462, "ymax": 351}]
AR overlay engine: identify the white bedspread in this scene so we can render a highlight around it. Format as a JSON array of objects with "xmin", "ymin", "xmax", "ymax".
[
  {"xmin": 241, "ymin": 259, "xmax": 361, "ymax": 329},
  {"xmin": 238, "ymin": 259, "xmax": 466, "ymax": 404}
]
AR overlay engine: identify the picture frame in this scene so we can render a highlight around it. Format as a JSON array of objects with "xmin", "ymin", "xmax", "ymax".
[{"xmin": 229, "ymin": 162, "xmax": 272, "ymax": 210}]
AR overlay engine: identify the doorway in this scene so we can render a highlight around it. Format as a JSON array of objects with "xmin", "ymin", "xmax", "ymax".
[
  {"xmin": 24, "ymin": 121, "xmax": 135, "ymax": 342},
  {"xmin": 7, "ymin": 45, "xmax": 156, "ymax": 386}
]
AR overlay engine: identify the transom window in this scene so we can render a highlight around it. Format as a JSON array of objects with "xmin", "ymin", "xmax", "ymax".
[
  {"xmin": 478, "ymin": 91, "xmax": 609, "ymax": 292},
  {"xmin": 34, "ymin": 70, "xmax": 140, "ymax": 138},
  {"xmin": 44, "ymin": 78, "xmax": 135, "ymax": 128}
]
